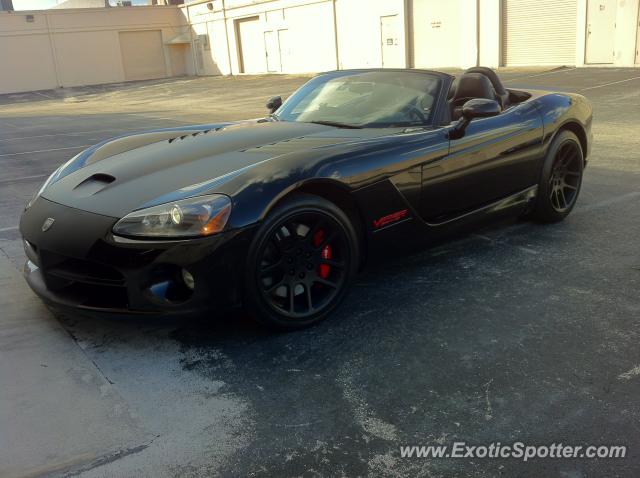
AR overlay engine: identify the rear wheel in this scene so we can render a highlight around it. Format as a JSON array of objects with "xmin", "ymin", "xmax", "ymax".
[
  {"xmin": 244, "ymin": 194, "xmax": 359, "ymax": 330},
  {"xmin": 531, "ymin": 130, "xmax": 584, "ymax": 223}
]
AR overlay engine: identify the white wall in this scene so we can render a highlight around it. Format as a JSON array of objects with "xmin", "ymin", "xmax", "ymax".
[
  {"xmin": 613, "ymin": 0, "xmax": 639, "ymax": 65},
  {"xmin": 478, "ymin": 0, "xmax": 500, "ymax": 68},
  {"xmin": 181, "ymin": 0, "xmax": 337, "ymax": 76},
  {"xmin": 412, "ymin": 0, "xmax": 461, "ymax": 68},
  {"xmin": 3, "ymin": 0, "xmax": 639, "ymax": 94},
  {"xmin": 458, "ymin": 0, "xmax": 478, "ymax": 68},
  {"xmin": 335, "ymin": 0, "xmax": 407, "ymax": 69},
  {"xmin": 574, "ymin": 0, "xmax": 639, "ymax": 67},
  {"xmin": 411, "ymin": 0, "xmax": 481, "ymax": 69}
]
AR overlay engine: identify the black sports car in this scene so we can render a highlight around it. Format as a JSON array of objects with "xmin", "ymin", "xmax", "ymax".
[{"xmin": 20, "ymin": 67, "xmax": 592, "ymax": 329}]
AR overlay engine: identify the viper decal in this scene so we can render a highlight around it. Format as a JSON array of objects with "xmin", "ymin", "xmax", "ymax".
[{"xmin": 373, "ymin": 209, "xmax": 409, "ymax": 229}]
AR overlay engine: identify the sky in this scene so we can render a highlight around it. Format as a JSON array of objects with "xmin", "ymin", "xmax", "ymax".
[
  {"xmin": 11, "ymin": 0, "xmax": 150, "ymax": 9},
  {"xmin": 12, "ymin": 0, "xmax": 59, "ymax": 8}
]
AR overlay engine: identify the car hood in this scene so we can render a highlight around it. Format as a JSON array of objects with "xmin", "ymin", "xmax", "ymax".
[{"xmin": 41, "ymin": 121, "xmax": 390, "ymax": 218}]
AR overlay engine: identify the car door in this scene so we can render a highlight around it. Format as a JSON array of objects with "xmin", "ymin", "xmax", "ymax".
[{"xmin": 420, "ymin": 101, "xmax": 543, "ymax": 223}]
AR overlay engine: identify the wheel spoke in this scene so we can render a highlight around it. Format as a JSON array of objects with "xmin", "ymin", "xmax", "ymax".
[
  {"xmin": 553, "ymin": 189, "xmax": 561, "ymax": 210},
  {"xmin": 264, "ymin": 278, "xmax": 284, "ymax": 293},
  {"xmin": 260, "ymin": 260, "xmax": 282, "ymax": 275},
  {"xmin": 562, "ymin": 183, "xmax": 578, "ymax": 191},
  {"xmin": 307, "ymin": 220, "xmax": 328, "ymax": 243},
  {"xmin": 318, "ymin": 230, "xmax": 337, "ymax": 249},
  {"xmin": 305, "ymin": 285, "xmax": 314, "ymax": 312},
  {"xmin": 560, "ymin": 146, "xmax": 577, "ymax": 167},
  {"xmin": 288, "ymin": 284, "xmax": 295, "ymax": 312},
  {"xmin": 559, "ymin": 188, "xmax": 568, "ymax": 209},
  {"xmin": 270, "ymin": 237, "xmax": 285, "ymax": 255},
  {"xmin": 319, "ymin": 258, "xmax": 345, "ymax": 269},
  {"xmin": 313, "ymin": 277, "xmax": 338, "ymax": 289}
]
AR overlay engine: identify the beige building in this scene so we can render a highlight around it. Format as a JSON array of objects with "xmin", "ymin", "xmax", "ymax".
[
  {"xmin": 1, "ymin": 0, "xmax": 639, "ymax": 94},
  {"xmin": 0, "ymin": 5, "xmax": 191, "ymax": 93}
]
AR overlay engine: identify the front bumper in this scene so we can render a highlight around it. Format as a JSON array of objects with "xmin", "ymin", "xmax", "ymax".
[{"xmin": 20, "ymin": 197, "xmax": 255, "ymax": 317}]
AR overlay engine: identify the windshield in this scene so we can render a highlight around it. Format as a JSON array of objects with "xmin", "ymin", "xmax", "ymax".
[{"xmin": 275, "ymin": 71, "xmax": 442, "ymax": 128}]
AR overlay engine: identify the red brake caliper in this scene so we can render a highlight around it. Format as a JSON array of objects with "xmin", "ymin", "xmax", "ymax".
[{"xmin": 313, "ymin": 229, "xmax": 332, "ymax": 279}]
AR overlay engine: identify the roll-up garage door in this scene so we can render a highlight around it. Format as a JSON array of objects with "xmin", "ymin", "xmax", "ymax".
[
  {"xmin": 502, "ymin": 0, "xmax": 577, "ymax": 66},
  {"xmin": 119, "ymin": 30, "xmax": 167, "ymax": 81}
]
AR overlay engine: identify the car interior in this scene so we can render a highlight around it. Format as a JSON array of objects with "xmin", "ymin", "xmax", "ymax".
[{"xmin": 447, "ymin": 67, "xmax": 531, "ymax": 122}]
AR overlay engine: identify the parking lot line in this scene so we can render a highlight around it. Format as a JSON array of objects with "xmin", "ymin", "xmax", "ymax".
[
  {"xmin": 580, "ymin": 76, "xmax": 640, "ymax": 91},
  {"xmin": 0, "ymin": 129, "xmax": 125, "ymax": 142},
  {"xmin": 0, "ymin": 226, "xmax": 19, "ymax": 233},
  {"xmin": 0, "ymin": 145, "xmax": 89, "ymax": 157},
  {"xmin": 502, "ymin": 67, "xmax": 577, "ymax": 83},
  {"xmin": 575, "ymin": 191, "xmax": 640, "ymax": 212},
  {"xmin": 0, "ymin": 174, "xmax": 48, "ymax": 185}
]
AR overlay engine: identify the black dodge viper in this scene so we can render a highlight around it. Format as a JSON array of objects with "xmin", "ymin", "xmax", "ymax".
[{"xmin": 20, "ymin": 67, "xmax": 592, "ymax": 329}]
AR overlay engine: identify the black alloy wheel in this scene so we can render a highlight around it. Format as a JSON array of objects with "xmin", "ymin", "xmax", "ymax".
[
  {"xmin": 532, "ymin": 130, "xmax": 584, "ymax": 223},
  {"xmin": 548, "ymin": 141, "xmax": 582, "ymax": 213},
  {"xmin": 244, "ymin": 194, "xmax": 358, "ymax": 329}
]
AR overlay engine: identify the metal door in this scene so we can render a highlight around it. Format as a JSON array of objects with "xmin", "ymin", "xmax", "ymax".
[
  {"xmin": 380, "ymin": 15, "xmax": 403, "ymax": 68},
  {"xmin": 264, "ymin": 30, "xmax": 281, "ymax": 72},
  {"xmin": 278, "ymin": 29, "xmax": 291, "ymax": 73},
  {"xmin": 585, "ymin": 0, "xmax": 617, "ymax": 64},
  {"xmin": 236, "ymin": 16, "xmax": 265, "ymax": 74}
]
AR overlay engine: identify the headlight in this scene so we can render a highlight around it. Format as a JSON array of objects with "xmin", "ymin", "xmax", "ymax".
[{"xmin": 112, "ymin": 194, "xmax": 232, "ymax": 239}]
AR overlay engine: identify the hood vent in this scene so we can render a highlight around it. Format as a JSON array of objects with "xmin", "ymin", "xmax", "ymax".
[
  {"xmin": 168, "ymin": 127, "xmax": 223, "ymax": 144},
  {"xmin": 73, "ymin": 173, "xmax": 116, "ymax": 197}
]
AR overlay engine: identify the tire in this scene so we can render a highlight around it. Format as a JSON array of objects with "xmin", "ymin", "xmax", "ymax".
[
  {"xmin": 531, "ymin": 130, "xmax": 584, "ymax": 223},
  {"xmin": 243, "ymin": 194, "xmax": 359, "ymax": 330}
]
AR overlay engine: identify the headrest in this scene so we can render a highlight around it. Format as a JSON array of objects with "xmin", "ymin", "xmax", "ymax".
[
  {"xmin": 464, "ymin": 67, "xmax": 507, "ymax": 96},
  {"xmin": 452, "ymin": 73, "xmax": 494, "ymax": 101}
]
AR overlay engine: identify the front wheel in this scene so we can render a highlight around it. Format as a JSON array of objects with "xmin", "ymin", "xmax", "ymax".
[
  {"xmin": 531, "ymin": 130, "xmax": 584, "ymax": 223},
  {"xmin": 243, "ymin": 194, "xmax": 359, "ymax": 330}
]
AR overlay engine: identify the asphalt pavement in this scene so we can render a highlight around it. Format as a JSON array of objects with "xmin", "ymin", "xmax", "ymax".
[{"xmin": 0, "ymin": 67, "xmax": 639, "ymax": 477}]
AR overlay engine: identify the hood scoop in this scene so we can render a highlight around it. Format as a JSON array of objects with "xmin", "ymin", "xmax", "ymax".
[{"xmin": 73, "ymin": 173, "xmax": 116, "ymax": 197}]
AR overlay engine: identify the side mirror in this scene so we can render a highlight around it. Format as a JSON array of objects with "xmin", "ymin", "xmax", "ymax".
[
  {"xmin": 266, "ymin": 95, "xmax": 282, "ymax": 114},
  {"xmin": 450, "ymin": 98, "xmax": 501, "ymax": 139},
  {"xmin": 462, "ymin": 98, "xmax": 502, "ymax": 119}
]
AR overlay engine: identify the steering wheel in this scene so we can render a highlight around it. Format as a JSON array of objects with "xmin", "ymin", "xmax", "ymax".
[{"xmin": 402, "ymin": 104, "xmax": 427, "ymax": 123}]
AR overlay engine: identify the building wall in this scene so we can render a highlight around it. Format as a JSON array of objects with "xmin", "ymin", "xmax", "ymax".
[
  {"xmin": 1, "ymin": 0, "xmax": 639, "ymax": 94},
  {"xmin": 0, "ymin": 6, "xmax": 188, "ymax": 94},
  {"xmin": 181, "ymin": 0, "xmax": 338, "ymax": 76},
  {"xmin": 478, "ymin": 0, "xmax": 500, "ymax": 68},
  {"xmin": 335, "ymin": 0, "xmax": 407, "ymax": 69},
  {"xmin": 573, "ymin": 0, "xmax": 640, "ymax": 66}
]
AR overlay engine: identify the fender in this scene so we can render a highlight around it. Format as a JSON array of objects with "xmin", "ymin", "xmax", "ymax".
[{"xmin": 534, "ymin": 92, "xmax": 592, "ymax": 161}]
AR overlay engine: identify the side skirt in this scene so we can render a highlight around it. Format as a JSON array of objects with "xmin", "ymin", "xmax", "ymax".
[
  {"xmin": 364, "ymin": 184, "xmax": 538, "ymax": 258},
  {"xmin": 420, "ymin": 185, "xmax": 538, "ymax": 229}
]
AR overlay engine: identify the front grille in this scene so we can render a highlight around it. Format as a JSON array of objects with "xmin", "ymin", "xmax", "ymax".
[
  {"xmin": 38, "ymin": 250, "xmax": 129, "ymax": 309},
  {"xmin": 40, "ymin": 251, "xmax": 124, "ymax": 286}
]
